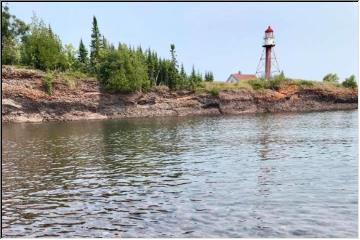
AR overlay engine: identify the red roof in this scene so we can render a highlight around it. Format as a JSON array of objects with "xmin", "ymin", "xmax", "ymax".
[
  {"xmin": 265, "ymin": 26, "xmax": 273, "ymax": 33},
  {"xmin": 231, "ymin": 73, "xmax": 257, "ymax": 81}
]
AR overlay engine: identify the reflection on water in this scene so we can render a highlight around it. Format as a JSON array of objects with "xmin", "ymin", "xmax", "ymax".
[{"xmin": 2, "ymin": 110, "xmax": 358, "ymax": 237}]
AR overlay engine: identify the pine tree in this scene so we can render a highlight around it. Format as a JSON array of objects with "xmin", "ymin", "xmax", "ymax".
[
  {"xmin": 78, "ymin": 39, "xmax": 88, "ymax": 64},
  {"xmin": 205, "ymin": 71, "xmax": 214, "ymax": 82},
  {"xmin": 168, "ymin": 44, "xmax": 180, "ymax": 89},
  {"xmin": 101, "ymin": 36, "xmax": 108, "ymax": 49},
  {"xmin": 90, "ymin": 16, "xmax": 101, "ymax": 67},
  {"xmin": 180, "ymin": 64, "xmax": 187, "ymax": 79},
  {"xmin": 170, "ymin": 44, "xmax": 178, "ymax": 68}
]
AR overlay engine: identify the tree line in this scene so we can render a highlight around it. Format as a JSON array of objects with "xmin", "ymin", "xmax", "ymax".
[{"xmin": 1, "ymin": 5, "xmax": 215, "ymax": 93}]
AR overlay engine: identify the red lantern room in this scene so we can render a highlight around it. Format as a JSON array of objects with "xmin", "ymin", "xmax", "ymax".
[
  {"xmin": 265, "ymin": 26, "xmax": 274, "ymax": 38},
  {"xmin": 263, "ymin": 25, "xmax": 275, "ymax": 47}
]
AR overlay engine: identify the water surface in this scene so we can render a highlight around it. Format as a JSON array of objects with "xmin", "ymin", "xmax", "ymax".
[{"xmin": 2, "ymin": 110, "xmax": 358, "ymax": 237}]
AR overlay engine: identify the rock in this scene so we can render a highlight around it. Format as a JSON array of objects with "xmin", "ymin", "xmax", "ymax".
[
  {"xmin": 2, "ymin": 99, "xmax": 22, "ymax": 109},
  {"xmin": 1, "ymin": 66, "xmax": 358, "ymax": 123}
]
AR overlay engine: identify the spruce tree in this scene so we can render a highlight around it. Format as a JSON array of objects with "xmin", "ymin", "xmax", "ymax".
[
  {"xmin": 78, "ymin": 39, "xmax": 88, "ymax": 64},
  {"xmin": 170, "ymin": 44, "xmax": 178, "ymax": 68},
  {"xmin": 205, "ymin": 71, "xmax": 214, "ymax": 82},
  {"xmin": 180, "ymin": 64, "xmax": 187, "ymax": 79},
  {"xmin": 90, "ymin": 16, "xmax": 101, "ymax": 67},
  {"xmin": 101, "ymin": 36, "xmax": 108, "ymax": 49}
]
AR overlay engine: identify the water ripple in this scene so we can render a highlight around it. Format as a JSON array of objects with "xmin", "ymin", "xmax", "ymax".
[{"xmin": 2, "ymin": 111, "xmax": 358, "ymax": 237}]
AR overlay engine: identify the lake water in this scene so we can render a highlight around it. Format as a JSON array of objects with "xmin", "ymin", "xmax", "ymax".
[{"xmin": 2, "ymin": 110, "xmax": 358, "ymax": 237}]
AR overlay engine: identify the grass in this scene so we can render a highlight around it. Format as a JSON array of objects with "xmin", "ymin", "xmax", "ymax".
[
  {"xmin": 207, "ymin": 87, "xmax": 220, "ymax": 96},
  {"xmin": 291, "ymin": 78, "xmax": 347, "ymax": 90},
  {"xmin": 56, "ymin": 71, "xmax": 93, "ymax": 89},
  {"xmin": 196, "ymin": 80, "xmax": 254, "ymax": 95},
  {"xmin": 196, "ymin": 76, "xmax": 352, "ymax": 96}
]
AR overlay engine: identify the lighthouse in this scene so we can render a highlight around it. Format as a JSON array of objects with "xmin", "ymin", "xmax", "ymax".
[
  {"xmin": 263, "ymin": 26, "xmax": 275, "ymax": 80},
  {"xmin": 256, "ymin": 26, "xmax": 280, "ymax": 79}
]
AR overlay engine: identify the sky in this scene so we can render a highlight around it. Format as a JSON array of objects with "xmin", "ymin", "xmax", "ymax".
[{"xmin": 6, "ymin": 2, "xmax": 358, "ymax": 81}]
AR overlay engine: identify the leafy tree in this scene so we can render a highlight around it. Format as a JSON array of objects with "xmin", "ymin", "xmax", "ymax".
[
  {"xmin": 20, "ymin": 16, "xmax": 67, "ymax": 70},
  {"xmin": 1, "ymin": 4, "xmax": 29, "ymax": 64},
  {"xmin": 90, "ymin": 16, "xmax": 101, "ymax": 69},
  {"xmin": 342, "ymin": 75, "xmax": 357, "ymax": 89},
  {"xmin": 323, "ymin": 73, "xmax": 339, "ymax": 83},
  {"xmin": 97, "ymin": 44, "xmax": 150, "ymax": 93},
  {"xmin": 63, "ymin": 44, "xmax": 77, "ymax": 70}
]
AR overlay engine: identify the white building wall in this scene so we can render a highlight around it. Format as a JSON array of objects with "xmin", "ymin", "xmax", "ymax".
[{"xmin": 226, "ymin": 76, "xmax": 238, "ymax": 83}]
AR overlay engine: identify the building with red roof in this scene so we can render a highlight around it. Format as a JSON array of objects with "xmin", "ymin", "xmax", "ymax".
[{"xmin": 226, "ymin": 71, "xmax": 257, "ymax": 83}]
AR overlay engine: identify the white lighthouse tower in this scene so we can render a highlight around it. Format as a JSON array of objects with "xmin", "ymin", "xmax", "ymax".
[{"xmin": 256, "ymin": 26, "xmax": 281, "ymax": 79}]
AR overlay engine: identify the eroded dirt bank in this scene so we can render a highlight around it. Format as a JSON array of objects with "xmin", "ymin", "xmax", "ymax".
[{"xmin": 2, "ymin": 66, "xmax": 358, "ymax": 123}]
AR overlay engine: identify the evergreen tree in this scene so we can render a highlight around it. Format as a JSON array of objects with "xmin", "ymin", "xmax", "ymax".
[
  {"xmin": 180, "ymin": 64, "xmax": 187, "ymax": 79},
  {"xmin": 179, "ymin": 63, "xmax": 188, "ymax": 89},
  {"xmin": 78, "ymin": 39, "xmax": 88, "ymax": 64},
  {"xmin": 205, "ymin": 71, "xmax": 214, "ymax": 82},
  {"xmin": 170, "ymin": 44, "xmax": 178, "ymax": 68},
  {"xmin": 101, "ymin": 35, "xmax": 108, "ymax": 49},
  {"xmin": 90, "ymin": 16, "xmax": 101, "ymax": 68},
  {"xmin": 167, "ymin": 44, "xmax": 179, "ymax": 89}
]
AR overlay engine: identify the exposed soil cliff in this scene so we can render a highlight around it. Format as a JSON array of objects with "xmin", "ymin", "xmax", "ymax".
[{"xmin": 2, "ymin": 66, "xmax": 358, "ymax": 123}]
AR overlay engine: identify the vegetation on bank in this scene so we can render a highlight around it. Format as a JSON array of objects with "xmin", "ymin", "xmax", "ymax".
[
  {"xmin": 2, "ymin": 5, "xmax": 214, "ymax": 93},
  {"xmin": 2, "ymin": 4, "xmax": 357, "ymax": 95},
  {"xmin": 199, "ymin": 72, "xmax": 357, "ymax": 96}
]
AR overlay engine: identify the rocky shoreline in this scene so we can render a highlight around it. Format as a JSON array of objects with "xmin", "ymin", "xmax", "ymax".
[{"xmin": 2, "ymin": 66, "xmax": 358, "ymax": 123}]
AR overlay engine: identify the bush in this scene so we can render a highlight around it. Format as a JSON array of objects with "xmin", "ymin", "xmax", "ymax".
[
  {"xmin": 248, "ymin": 78, "xmax": 267, "ymax": 90},
  {"xmin": 323, "ymin": 73, "xmax": 339, "ymax": 83},
  {"xmin": 208, "ymin": 87, "xmax": 219, "ymax": 96},
  {"xmin": 43, "ymin": 71, "xmax": 54, "ymax": 94},
  {"xmin": 267, "ymin": 72, "xmax": 286, "ymax": 90},
  {"xmin": 342, "ymin": 75, "xmax": 357, "ymax": 89}
]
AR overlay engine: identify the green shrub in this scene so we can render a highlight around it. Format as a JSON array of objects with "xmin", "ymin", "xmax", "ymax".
[
  {"xmin": 342, "ymin": 75, "xmax": 357, "ymax": 89},
  {"xmin": 248, "ymin": 73, "xmax": 286, "ymax": 91},
  {"xmin": 248, "ymin": 78, "xmax": 267, "ymax": 90},
  {"xmin": 43, "ymin": 71, "xmax": 54, "ymax": 94},
  {"xmin": 323, "ymin": 73, "xmax": 339, "ymax": 83},
  {"xmin": 268, "ymin": 72, "xmax": 286, "ymax": 90},
  {"xmin": 208, "ymin": 87, "xmax": 219, "ymax": 96},
  {"xmin": 294, "ymin": 79, "xmax": 315, "ymax": 87}
]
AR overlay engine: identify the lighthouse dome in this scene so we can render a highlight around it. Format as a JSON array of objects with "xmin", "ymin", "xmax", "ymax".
[{"xmin": 265, "ymin": 26, "xmax": 273, "ymax": 33}]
